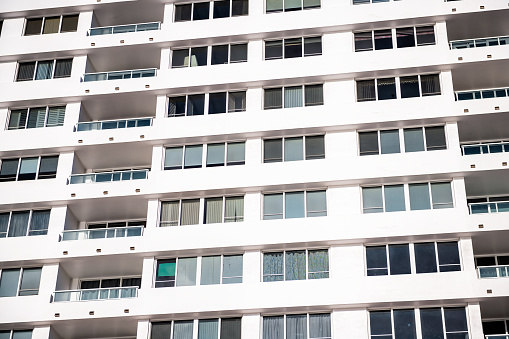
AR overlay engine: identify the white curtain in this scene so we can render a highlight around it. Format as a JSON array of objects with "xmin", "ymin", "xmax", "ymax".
[
  {"xmin": 284, "ymin": 86, "xmax": 303, "ymax": 108},
  {"xmin": 180, "ymin": 199, "xmax": 200, "ymax": 226},
  {"xmin": 263, "ymin": 316, "xmax": 284, "ymax": 339},
  {"xmin": 198, "ymin": 319, "xmax": 218, "ymax": 339},
  {"xmin": 46, "ymin": 106, "xmax": 66, "ymax": 127},
  {"xmin": 286, "ymin": 315, "xmax": 307, "ymax": 339},
  {"xmin": 309, "ymin": 314, "xmax": 331, "ymax": 339},
  {"xmin": 28, "ymin": 210, "xmax": 50, "ymax": 236},
  {"xmin": 225, "ymin": 196, "xmax": 244, "ymax": 222},
  {"xmin": 176, "ymin": 257, "xmax": 197, "ymax": 286},
  {"xmin": 201, "ymin": 256, "xmax": 221, "ymax": 285},
  {"xmin": 174, "ymin": 321, "xmax": 194, "ymax": 339}
]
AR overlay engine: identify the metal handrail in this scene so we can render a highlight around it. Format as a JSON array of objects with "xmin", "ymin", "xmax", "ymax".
[
  {"xmin": 468, "ymin": 201, "xmax": 509, "ymax": 214},
  {"xmin": 83, "ymin": 68, "xmax": 157, "ymax": 82},
  {"xmin": 69, "ymin": 169, "xmax": 149, "ymax": 184},
  {"xmin": 53, "ymin": 286, "xmax": 138, "ymax": 302},
  {"xmin": 450, "ymin": 35, "xmax": 509, "ymax": 49},
  {"xmin": 89, "ymin": 22, "xmax": 160, "ymax": 36},
  {"xmin": 61, "ymin": 226, "xmax": 144, "ymax": 241},
  {"xmin": 455, "ymin": 86, "xmax": 509, "ymax": 101},
  {"xmin": 76, "ymin": 117, "xmax": 152, "ymax": 131}
]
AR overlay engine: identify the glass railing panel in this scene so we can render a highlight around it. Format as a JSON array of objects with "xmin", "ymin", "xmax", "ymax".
[
  {"xmin": 469, "ymin": 202, "xmax": 497, "ymax": 214},
  {"xmin": 89, "ymin": 22, "xmax": 160, "ymax": 36},
  {"xmin": 486, "ymin": 336, "xmax": 509, "ymax": 339},
  {"xmin": 137, "ymin": 22, "xmax": 160, "ymax": 31},
  {"xmin": 89, "ymin": 27, "xmax": 113, "ymax": 36},
  {"xmin": 83, "ymin": 69, "xmax": 157, "ymax": 82},
  {"xmin": 61, "ymin": 226, "xmax": 144, "ymax": 241},
  {"xmin": 456, "ymin": 88, "xmax": 509, "ymax": 101},
  {"xmin": 450, "ymin": 35, "xmax": 509, "ymax": 49},
  {"xmin": 478, "ymin": 265, "xmax": 509, "ymax": 278},
  {"xmin": 76, "ymin": 118, "xmax": 152, "ymax": 131},
  {"xmin": 112, "ymin": 25, "xmax": 136, "ymax": 34},
  {"xmin": 69, "ymin": 170, "xmax": 149, "ymax": 184},
  {"xmin": 462, "ymin": 142, "xmax": 509, "ymax": 155},
  {"xmin": 53, "ymin": 287, "xmax": 138, "ymax": 302}
]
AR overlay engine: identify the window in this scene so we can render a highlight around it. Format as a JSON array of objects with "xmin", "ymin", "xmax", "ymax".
[
  {"xmin": 366, "ymin": 241, "xmax": 461, "ymax": 276},
  {"xmin": 155, "ymin": 255, "xmax": 243, "ymax": 288},
  {"xmin": 356, "ymin": 74, "xmax": 441, "ymax": 101},
  {"xmin": 483, "ymin": 319, "xmax": 509, "ymax": 336},
  {"xmin": 7, "ymin": 106, "xmax": 65, "ymax": 130},
  {"xmin": 369, "ymin": 307, "xmax": 468, "ymax": 339},
  {"xmin": 264, "ymin": 84, "xmax": 323, "ymax": 109},
  {"xmin": 263, "ymin": 190, "xmax": 327, "ymax": 220},
  {"xmin": 354, "ymin": 26, "xmax": 435, "ymax": 52},
  {"xmin": 151, "ymin": 318, "xmax": 242, "ymax": 339},
  {"xmin": 265, "ymin": 37, "xmax": 322, "ymax": 60},
  {"xmin": 80, "ymin": 277, "xmax": 141, "ymax": 289},
  {"xmin": 0, "ymin": 209, "xmax": 50, "ymax": 238},
  {"xmin": 0, "ymin": 155, "xmax": 59, "ymax": 182},
  {"xmin": 0, "ymin": 330, "xmax": 33, "ymax": 339},
  {"xmin": 169, "ymin": 91, "xmax": 246, "ymax": 117},
  {"xmin": 361, "ymin": 182, "xmax": 453, "ymax": 213},
  {"xmin": 263, "ymin": 135, "xmax": 325, "ymax": 162},
  {"xmin": 262, "ymin": 313, "xmax": 331, "ymax": 339},
  {"xmin": 164, "ymin": 142, "xmax": 245, "ymax": 170},
  {"xmin": 263, "ymin": 249, "xmax": 329, "ymax": 281},
  {"xmin": 266, "ymin": 0, "xmax": 320, "ymax": 13},
  {"xmin": 16, "ymin": 59, "xmax": 72, "ymax": 81},
  {"xmin": 24, "ymin": 15, "xmax": 79, "ymax": 35},
  {"xmin": 171, "ymin": 44, "xmax": 247, "ymax": 68},
  {"xmin": 175, "ymin": 0, "xmax": 247, "ymax": 21},
  {"xmin": 0, "ymin": 267, "xmax": 42, "ymax": 297},
  {"xmin": 358, "ymin": 126, "xmax": 446, "ymax": 155},
  {"xmin": 160, "ymin": 196, "xmax": 244, "ymax": 226}
]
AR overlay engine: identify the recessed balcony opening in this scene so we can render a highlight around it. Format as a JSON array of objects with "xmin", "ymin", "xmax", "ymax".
[
  {"xmin": 452, "ymin": 61, "xmax": 509, "ymax": 100},
  {"xmin": 50, "ymin": 317, "xmax": 137, "ymax": 339},
  {"xmin": 447, "ymin": 11, "xmax": 509, "ymax": 45},
  {"xmin": 90, "ymin": 0, "xmax": 164, "ymax": 32},
  {"xmin": 465, "ymin": 173, "xmax": 509, "ymax": 215},
  {"xmin": 458, "ymin": 113, "xmax": 509, "ymax": 155},
  {"xmin": 480, "ymin": 298, "xmax": 509, "ymax": 338},
  {"xmin": 473, "ymin": 232, "xmax": 509, "ymax": 281},
  {"xmin": 79, "ymin": 92, "xmax": 156, "ymax": 123}
]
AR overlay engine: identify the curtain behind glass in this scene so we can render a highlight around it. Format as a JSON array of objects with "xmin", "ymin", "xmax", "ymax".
[
  {"xmin": 198, "ymin": 319, "xmax": 219, "ymax": 339},
  {"xmin": 201, "ymin": 255, "xmax": 221, "ymax": 285},
  {"xmin": 151, "ymin": 322, "xmax": 172, "ymax": 339},
  {"xmin": 222, "ymin": 255, "xmax": 243, "ymax": 283},
  {"xmin": 304, "ymin": 85, "xmax": 323, "ymax": 106},
  {"xmin": 8, "ymin": 211, "xmax": 30, "ymax": 237},
  {"xmin": 160, "ymin": 201, "xmax": 179, "ymax": 226},
  {"xmin": 54, "ymin": 59, "xmax": 73, "ymax": 78},
  {"xmin": 176, "ymin": 257, "xmax": 197, "ymax": 286},
  {"xmin": 225, "ymin": 196, "xmax": 244, "ymax": 222},
  {"xmin": 264, "ymin": 88, "xmax": 283, "ymax": 109},
  {"xmin": 205, "ymin": 198, "xmax": 223, "ymax": 224},
  {"xmin": 286, "ymin": 314, "xmax": 307, "ymax": 339},
  {"xmin": 263, "ymin": 316, "xmax": 284, "ymax": 339},
  {"xmin": 174, "ymin": 320, "xmax": 194, "ymax": 339},
  {"xmin": 263, "ymin": 252, "xmax": 284, "ymax": 281},
  {"xmin": 284, "ymin": 86, "xmax": 303, "ymax": 108},
  {"xmin": 220, "ymin": 318, "xmax": 241, "ymax": 339},
  {"xmin": 181, "ymin": 199, "xmax": 199, "ymax": 225},
  {"xmin": 43, "ymin": 17, "xmax": 60, "ymax": 34},
  {"xmin": 35, "ymin": 61, "xmax": 54, "ymax": 80},
  {"xmin": 309, "ymin": 314, "xmax": 331, "ymax": 338},
  {"xmin": 46, "ymin": 106, "xmax": 66, "ymax": 126},
  {"xmin": 357, "ymin": 80, "xmax": 376, "ymax": 101},
  {"xmin": 27, "ymin": 107, "xmax": 46, "ymax": 128},
  {"xmin": 420, "ymin": 74, "xmax": 441, "ymax": 96},
  {"xmin": 308, "ymin": 250, "xmax": 329, "ymax": 279},
  {"xmin": 28, "ymin": 210, "xmax": 50, "ymax": 236},
  {"xmin": 284, "ymin": 138, "xmax": 304, "ymax": 161},
  {"xmin": 17, "ymin": 62, "xmax": 36, "ymax": 81},
  {"xmin": 0, "ymin": 213, "xmax": 9, "ymax": 238},
  {"xmin": 285, "ymin": 251, "xmax": 306, "ymax": 280}
]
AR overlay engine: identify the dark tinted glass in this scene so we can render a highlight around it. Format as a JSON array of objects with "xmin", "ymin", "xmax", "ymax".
[
  {"xmin": 0, "ymin": 159, "xmax": 19, "ymax": 181},
  {"xmin": 357, "ymin": 80, "xmax": 376, "ymax": 101},
  {"xmin": 38, "ymin": 156, "xmax": 59, "ymax": 179},
  {"xmin": 175, "ymin": 4, "xmax": 192, "ymax": 21},
  {"xmin": 415, "ymin": 243, "xmax": 437, "ymax": 273},
  {"xmin": 359, "ymin": 132, "xmax": 379, "ymax": 155},
  {"xmin": 370, "ymin": 311, "xmax": 392, "ymax": 335},
  {"xmin": 389, "ymin": 244, "xmax": 411, "ymax": 275},
  {"xmin": 17, "ymin": 62, "xmax": 36, "ymax": 81},
  {"xmin": 498, "ymin": 256, "xmax": 509, "ymax": 265},
  {"xmin": 394, "ymin": 309, "xmax": 416, "ymax": 339},
  {"xmin": 169, "ymin": 96, "xmax": 187, "ymax": 117},
  {"xmin": 25, "ymin": 18, "xmax": 43, "ymax": 35},
  {"xmin": 209, "ymin": 92, "xmax": 227, "ymax": 114},
  {"xmin": 151, "ymin": 321, "xmax": 173, "ymax": 339},
  {"xmin": 230, "ymin": 44, "xmax": 248, "ymax": 62},
  {"xmin": 305, "ymin": 84, "xmax": 323, "ymax": 106},
  {"xmin": 211, "ymin": 45, "xmax": 229, "ymax": 65},
  {"xmin": 400, "ymin": 76, "xmax": 420, "ymax": 98},
  {"xmin": 444, "ymin": 308, "xmax": 468, "ymax": 332},
  {"xmin": 425, "ymin": 126, "xmax": 446, "ymax": 150},
  {"xmin": 220, "ymin": 318, "xmax": 242, "ymax": 339},
  {"xmin": 61, "ymin": 14, "xmax": 79, "ymax": 32},
  {"xmin": 54, "ymin": 59, "xmax": 73, "ymax": 78},
  {"xmin": 284, "ymin": 38, "xmax": 302, "ymax": 58},
  {"xmin": 187, "ymin": 94, "xmax": 205, "ymax": 115},
  {"xmin": 420, "ymin": 308, "xmax": 444, "ymax": 339},
  {"xmin": 374, "ymin": 29, "xmax": 393, "ymax": 50},
  {"xmin": 475, "ymin": 257, "xmax": 496, "ymax": 267},
  {"xmin": 190, "ymin": 47, "xmax": 208, "ymax": 66},
  {"xmin": 377, "ymin": 78, "xmax": 396, "ymax": 100},
  {"xmin": 172, "ymin": 49, "xmax": 190, "ymax": 68},
  {"xmin": 437, "ymin": 242, "xmax": 460, "ymax": 272},
  {"xmin": 482, "ymin": 321, "xmax": 506, "ymax": 335},
  {"xmin": 232, "ymin": 0, "xmax": 248, "ymax": 15},
  {"xmin": 396, "ymin": 27, "xmax": 415, "ymax": 48},
  {"xmin": 416, "ymin": 26, "xmax": 436, "ymax": 45},
  {"xmin": 355, "ymin": 32, "xmax": 373, "ymax": 51},
  {"xmin": 366, "ymin": 246, "xmax": 388, "ymax": 276},
  {"xmin": 193, "ymin": 2, "xmax": 210, "ymax": 20},
  {"xmin": 213, "ymin": 0, "xmax": 230, "ymax": 18},
  {"xmin": 305, "ymin": 135, "xmax": 325, "ymax": 160},
  {"xmin": 265, "ymin": 40, "xmax": 283, "ymax": 60},
  {"xmin": 264, "ymin": 88, "xmax": 283, "ymax": 109},
  {"xmin": 304, "ymin": 37, "xmax": 322, "ymax": 56},
  {"xmin": 264, "ymin": 139, "xmax": 283, "ymax": 163}
]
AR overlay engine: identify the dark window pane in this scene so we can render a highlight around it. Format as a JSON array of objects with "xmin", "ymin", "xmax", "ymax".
[
  {"xmin": 221, "ymin": 318, "xmax": 241, "ymax": 339},
  {"xmin": 380, "ymin": 129, "xmax": 400, "ymax": 154},
  {"xmin": 228, "ymin": 91, "xmax": 246, "ymax": 112},
  {"xmin": 8, "ymin": 109, "xmax": 28, "ymax": 130},
  {"xmin": 264, "ymin": 139, "xmax": 283, "ymax": 163},
  {"xmin": 43, "ymin": 16, "xmax": 60, "ymax": 34},
  {"xmin": 213, "ymin": 0, "xmax": 230, "ymax": 18},
  {"xmin": 172, "ymin": 49, "xmax": 190, "ymax": 68},
  {"xmin": 54, "ymin": 59, "xmax": 73, "ymax": 78},
  {"xmin": 155, "ymin": 259, "xmax": 176, "ymax": 287},
  {"xmin": 421, "ymin": 74, "xmax": 441, "ymax": 96},
  {"xmin": 190, "ymin": 47, "xmax": 208, "ymax": 66},
  {"xmin": 394, "ymin": 309, "xmax": 417, "ymax": 339},
  {"xmin": 61, "ymin": 14, "xmax": 79, "ymax": 32},
  {"xmin": 437, "ymin": 242, "xmax": 460, "ymax": 272},
  {"xmin": 384, "ymin": 185, "xmax": 405, "ymax": 212},
  {"xmin": 498, "ymin": 256, "xmax": 509, "ymax": 265},
  {"xmin": 359, "ymin": 132, "xmax": 379, "ymax": 155},
  {"xmin": 18, "ymin": 157, "xmax": 38, "ymax": 181},
  {"xmin": 374, "ymin": 29, "xmax": 393, "ymax": 50},
  {"xmin": 193, "ymin": 2, "xmax": 210, "ymax": 20},
  {"xmin": 482, "ymin": 321, "xmax": 506, "ymax": 335},
  {"xmin": 267, "ymin": 0, "xmax": 283, "ymax": 12},
  {"xmin": 404, "ymin": 128, "xmax": 425, "ymax": 152},
  {"xmin": 211, "ymin": 45, "xmax": 229, "ymax": 65},
  {"xmin": 475, "ymin": 257, "xmax": 496, "ymax": 267},
  {"xmin": 209, "ymin": 92, "xmax": 227, "ymax": 114},
  {"xmin": 389, "ymin": 244, "xmax": 411, "ymax": 275},
  {"xmin": 175, "ymin": 4, "xmax": 192, "ymax": 21},
  {"xmin": 0, "ymin": 159, "xmax": 19, "ymax": 181},
  {"xmin": 232, "ymin": 0, "xmax": 249, "ymax": 15},
  {"xmin": 38, "ymin": 156, "xmax": 58, "ymax": 179},
  {"xmin": 377, "ymin": 78, "xmax": 397, "ymax": 100},
  {"xmin": 151, "ymin": 322, "xmax": 173, "ymax": 339},
  {"xmin": 230, "ymin": 44, "xmax": 247, "ymax": 62},
  {"xmin": 357, "ymin": 80, "xmax": 376, "ymax": 101},
  {"xmin": 35, "ymin": 60, "xmax": 54, "ymax": 80},
  {"xmin": 304, "ymin": 37, "xmax": 322, "ymax": 56},
  {"xmin": 264, "ymin": 88, "xmax": 283, "ymax": 109},
  {"xmin": 396, "ymin": 27, "xmax": 415, "ymax": 48},
  {"xmin": 284, "ymin": 38, "xmax": 302, "ymax": 58},
  {"xmin": 409, "ymin": 183, "xmax": 431, "ymax": 210},
  {"xmin": 305, "ymin": 84, "xmax": 323, "ymax": 106},
  {"xmin": 284, "ymin": 0, "xmax": 301, "ymax": 11},
  {"xmin": 17, "ymin": 62, "xmax": 36, "ymax": 81},
  {"xmin": 169, "ymin": 96, "xmax": 187, "ymax": 117},
  {"xmin": 425, "ymin": 126, "xmax": 446, "ymax": 150},
  {"xmin": 187, "ymin": 94, "xmax": 205, "ymax": 116},
  {"xmin": 444, "ymin": 308, "xmax": 468, "ymax": 333},
  {"xmin": 416, "ymin": 26, "xmax": 436, "ymax": 46},
  {"xmin": 366, "ymin": 246, "xmax": 388, "ymax": 276},
  {"xmin": 265, "ymin": 40, "xmax": 283, "ymax": 60},
  {"xmin": 305, "ymin": 135, "xmax": 325, "ymax": 160},
  {"xmin": 420, "ymin": 308, "xmax": 444, "ymax": 339},
  {"xmin": 370, "ymin": 311, "xmax": 392, "ymax": 336},
  {"xmin": 415, "ymin": 243, "xmax": 438, "ymax": 273},
  {"xmin": 25, "ymin": 18, "xmax": 43, "ymax": 35},
  {"xmin": 400, "ymin": 76, "xmax": 420, "ymax": 98},
  {"xmin": 355, "ymin": 31, "xmax": 373, "ymax": 52},
  {"xmin": 8, "ymin": 211, "xmax": 30, "ymax": 237}
]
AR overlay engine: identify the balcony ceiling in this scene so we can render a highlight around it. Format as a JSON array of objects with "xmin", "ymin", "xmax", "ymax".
[
  {"xmin": 447, "ymin": 9, "xmax": 509, "ymax": 41},
  {"xmin": 52, "ymin": 317, "xmax": 137, "ymax": 339},
  {"xmin": 465, "ymin": 170, "xmax": 509, "ymax": 197},
  {"xmin": 458, "ymin": 112, "xmax": 509, "ymax": 143},
  {"xmin": 81, "ymin": 91, "xmax": 157, "ymax": 121},
  {"xmin": 92, "ymin": 1, "xmax": 165, "ymax": 27}
]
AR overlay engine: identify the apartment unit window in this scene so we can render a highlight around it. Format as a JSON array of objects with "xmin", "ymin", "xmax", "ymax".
[
  {"xmin": 80, "ymin": 277, "xmax": 141, "ymax": 289},
  {"xmin": 362, "ymin": 182, "xmax": 453, "ymax": 213},
  {"xmin": 266, "ymin": 0, "xmax": 320, "ymax": 13},
  {"xmin": 475, "ymin": 255, "xmax": 509, "ymax": 268},
  {"xmin": 0, "ymin": 267, "xmax": 42, "ymax": 297},
  {"xmin": 0, "ymin": 209, "xmax": 50, "ymax": 238},
  {"xmin": 160, "ymin": 196, "xmax": 244, "ymax": 226},
  {"xmin": 169, "ymin": 91, "xmax": 246, "ymax": 116},
  {"xmin": 358, "ymin": 126, "xmax": 446, "ymax": 155},
  {"xmin": 483, "ymin": 319, "xmax": 509, "ymax": 337},
  {"xmin": 151, "ymin": 318, "xmax": 242, "ymax": 339},
  {"xmin": 171, "ymin": 44, "xmax": 247, "ymax": 68},
  {"xmin": 0, "ymin": 155, "xmax": 59, "ymax": 182},
  {"xmin": 354, "ymin": 26, "xmax": 435, "ymax": 52},
  {"xmin": 16, "ymin": 59, "xmax": 72, "ymax": 81},
  {"xmin": 264, "ymin": 135, "xmax": 325, "ymax": 162},
  {"xmin": 265, "ymin": 37, "xmax": 322, "ymax": 60},
  {"xmin": 0, "ymin": 330, "xmax": 33, "ymax": 339},
  {"xmin": 164, "ymin": 142, "xmax": 245, "ymax": 170},
  {"xmin": 24, "ymin": 15, "xmax": 79, "ymax": 35},
  {"xmin": 264, "ymin": 84, "xmax": 323, "ymax": 109},
  {"xmin": 87, "ymin": 220, "xmax": 146, "ymax": 229},
  {"xmin": 175, "ymin": 0, "xmax": 248, "ymax": 21},
  {"xmin": 8, "ymin": 106, "xmax": 65, "ymax": 130},
  {"xmin": 263, "ymin": 314, "xmax": 331, "ymax": 339},
  {"xmin": 155, "ymin": 255, "xmax": 243, "ymax": 287},
  {"xmin": 264, "ymin": 190, "xmax": 327, "ymax": 219},
  {"xmin": 369, "ymin": 307, "xmax": 468, "ymax": 339},
  {"xmin": 263, "ymin": 249, "xmax": 329, "ymax": 281},
  {"xmin": 366, "ymin": 242, "xmax": 461, "ymax": 276},
  {"xmin": 356, "ymin": 74, "xmax": 440, "ymax": 101}
]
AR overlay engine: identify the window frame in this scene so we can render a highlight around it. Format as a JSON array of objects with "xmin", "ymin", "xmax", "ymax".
[
  {"xmin": 263, "ymin": 135, "xmax": 325, "ymax": 163},
  {"xmin": 262, "ymin": 248, "xmax": 330, "ymax": 282},
  {"xmin": 151, "ymin": 317, "xmax": 242, "ymax": 339},
  {"xmin": 0, "ymin": 209, "xmax": 51, "ymax": 238},
  {"xmin": 16, "ymin": 58, "xmax": 73, "ymax": 81},
  {"xmin": 164, "ymin": 141, "xmax": 246, "ymax": 170},
  {"xmin": 263, "ymin": 190, "xmax": 327, "ymax": 220},
  {"xmin": 263, "ymin": 84, "xmax": 324, "ymax": 109},
  {"xmin": 264, "ymin": 36, "xmax": 322, "ymax": 60},
  {"xmin": 79, "ymin": 276, "xmax": 142, "ymax": 289},
  {"xmin": 0, "ymin": 267, "xmax": 42, "ymax": 297},
  {"xmin": 354, "ymin": 25, "xmax": 436, "ymax": 52},
  {"xmin": 7, "ymin": 105, "xmax": 66, "ymax": 130},
  {"xmin": 168, "ymin": 91, "xmax": 247, "ymax": 117},
  {"xmin": 24, "ymin": 14, "xmax": 79, "ymax": 36},
  {"xmin": 174, "ymin": 0, "xmax": 248, "ymax": 21},
  {"xmin": 265, "ymin": 0, "xmax": 321, "ymax": 13},
  {"xmin": 171, "ymin": 43, "xmax": 248, "ymax": 68},
  {"xmin": 0, "ymin": 155, "xmax": 59, "ymax": 182}
]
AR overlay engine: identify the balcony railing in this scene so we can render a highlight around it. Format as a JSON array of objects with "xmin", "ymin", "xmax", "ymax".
[
  {"xmin": 61, "ymin": 226, "xmax": 144, "ymax": 241},
  {"xmin": 69, "ymin": 169, "xmax": 149, "ymax": 184},
  {"xmin": 83, "ymin": 68, "xmax": 157, "ymax": 82},
  {"xmin": 53, "ymin": 286, "xmax": 138, "ymax": 302},
  {"xmin": 89, "ymin": 22, "xmax": 160, "ymax": 36},
  {"xmin": 76, "ymin": 118, "xmax": 152, "ymax": 131},
  {"xmin": 455, "ymin": 87, "xmax": 509, "ymax": 101},
  {"xmin": 486, "ymin": 335, "xmax": 509, "ymax": 339},
  {"xmin": 478, "ymin": 265, "xmax": 509, "ymax": 278},
  {"xmin": 462, "ymin": 142, "xmax": 509, "ymax": 155},
  {"xmin": 450, "ymin": 35, "xmax": 509, "ymax": 49},
  {"xmin": 468, "ymin": 201, "xmax": 509, "ymax": 214}
]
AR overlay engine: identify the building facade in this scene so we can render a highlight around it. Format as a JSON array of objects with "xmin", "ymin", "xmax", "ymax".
[{"xmin": 0, "ymin": 0, "xmax": 508, "ymax": 338}]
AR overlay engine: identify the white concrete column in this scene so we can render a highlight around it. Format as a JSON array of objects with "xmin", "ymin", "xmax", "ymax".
[
  {"xmin": 0, "ymin": 62, "xmax": 18, "ymax": 83},
  {"xmin": 459, "ymin": 237, "xmax": 476, "ymax": 272},
  {"xmin": 160, "ymin": 48, "xmax": 171, "ymax": 71},
  {"xmin": 243, "ymin": 250, "xmax": 261, "ymax": 284},
  {"xmin": 333, "ymin": 309, "xmax": 369, "ymax": 339},
  {"xmin": 248, "ymin": 40, "xmax": 263, "ymax": 65},
  {"xmin": 151, "ymin": 145, "xmax": 164, "ymax": 172},
  {"xmin": 63, "ymin": 102, "xmax": 81, "ymax": 129},
  {"xmin": 245, "ymin": 137, "xmax": 262, "ymax": 165},
  {"xmin": 0, "ymin": 108, "xmax": 9, "ymax": 130},
  {"xmin": 452, "ymin": 177, "xmax": 467, "ymax": 213},
  {"xmin": 39, "ymin": 264, "xmax": 59, "ymax": 298},
  {"xmin": 155, "ymin": 95, "xmax": 168, "ymax": 120},
  {"xmin": 146, "ymin": 199, "xmax": 160, "ymax": 229},
  {"xmin": 56, "ymin": 151, "xmax": 75, "ymax": 183},
  {"xmin": 1, "ymin": 18, "xmax": 24, "ymax": 38},
  {"xmin": 78, "ymin": 11, "xmax": 94, "ymax": 33},
  {"xmin": 440, "ymin": 70, "xmax": 455, "ymax": 102},
  {"xmin": 137, "ymin": 319, "xmax": 150, "ymax": 339},
  {"xmin": 32, "ymin": 326, "xmax": 51, "ymax": 339},
  {"xmin": 140, "ymin": 257, "xmax": 155, "ymax": 289},
  {"xmin": 242, "ymin": 314, "xmax": 261, "ymax": 339},
  {"xmin": 47, "ymin": 206, "xmax": 67, "ymax": 238},
  {"xmin": 249, "ymin": 0, "xmax": 264, "ymax": 18},
  {"xmin": 244, "ymin": 192, "xmax": 260, "ymax": 222},
  {"xmin": 247, "ymin": 87, "xmax": 262, "ymax": 112},
  {"xmin": 445, "ymin": 121, "xmax": 461, "ymax": 156},
  {"xmin": 331, "ymin": 244, "xmax": 365, "ymax": 278},
  {"xmin": 71, "ymin": 55, "xmax": 88, "ymax": 80},
  {"xmin": 435, "ymin": 21, "xmax": 449, "ymax": 50},
  {"xmin": 163, "ymin": 3, "xmax": 175, "ymax": 28},
  {"xmin": 329, "ymin": 185, "xmax": 362, "ymax": 216},
  {"xmin": 467, "ymin": 303, "xmax": 484, "ymax": 339}
]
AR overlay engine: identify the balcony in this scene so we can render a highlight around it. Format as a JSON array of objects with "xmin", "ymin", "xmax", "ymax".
[
  {"xmin": 61, "ymin": 225, "xmax": 144, "ymax": 241},
  {"xmin": 83, "ymin": 68, "xmax": 157, "ymax": 82},
  {"xmin": 89, "ymin": 22, "xmax": 160, "ymax": 36},
  {"xmin": 450, "ymin": 35, "xmax": 509, "ymax": 49},
  {"xmin": 455, "ymin": 87, "xmax": 509, "ymax": 101},
  {"xmin": 478, "ymin": 265, "xmax": 509, "ymax": 278},
  {"xmin": 69, "ymin": 169, "xmax": 149, "ymax": 184},
  {"xmin": 76, "ymin": 117, "xmax": 152, "ymax": 131},
  {"xmin": 462, "ymin": 141, "xmax": 509, "ymax": 155},
  {"xmin": 53, "ymin": 286, "xmax": 138, "ymax": 302}
]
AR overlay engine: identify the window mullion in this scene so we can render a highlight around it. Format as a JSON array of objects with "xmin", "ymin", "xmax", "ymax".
[
  {"xmin": 421, "ymin": 127, "xmax": 428, "ymax": 150},
  {"xmin": 193, "ymin": 319, "xmax": 199, "ymax": 339},
  {"xmin": 381, "ymin": 184, "xmax": 386, "ymax": 212},
  {"xmin": 35, "ymin": 156, "xmax": 42, "ymax": 179},
  {"xmin": 399, "ymin": 129, "xmax": 404, "ymax": 152},
  {"xmin": 40, "ymin": 18, "xmax": 45, "ymax": 34},
  {"xmin": 386, "ymin": 245, "xmax": 390, "ymax": 275},
  {"xmin": 374, "ymin": 79, "xmax": 378, "ymax": 100},
  {"xmin": 403, "ymin": 183, "xmax": 410, "ymax": 212},
  {"xmin": 33, "ymin": 61, "xmax": 38, "ymax": 80},
  {"xmin": 391, "ymin": 309, "xmax": 396, "ymax": 339},
  {"xmin": 371, "ymin": 31, "xmax": 375, "ymax": 51},
  {"xmin": 377, "ymin": 130, "xmax": 382, "ymax": 155},
  {"xmin": 434, "ymin": 242, "xmax": 440, "ymax": 272},
  {"xmin": 391, "ymin": 28, "xmax": 396, "ymax": 50},
  {"xmin": 196, "ymin": 255, "xmax": 203, "ymax": 286},
  {"xmin": 441, "ymin": 308, "xmax": 447, "ymax": 337},
  {"xmin": 16, "ymin": 157, "xmax": 22, "ymax": 181},
  {"xmin": 178, "ymin": 200, "xmax": 183, "ymax": 226},
  {"xmin": 427, "ymin": 182, "xmax": 433, "ymax": 209},
  {"xmin": 395, "ymin": 77, "xmax": 401, "ymax": 99},
  {"xmin": 409, "ymin": 243, "xmax": 416, "ymax": 274},
  {"xmin": 283, "ymin": 250, "xmax": 287, "ymax": 280},
  {"xmin": 52, "ymin": 60, "xmax": 57, "ymax": 79},
  {"xmin": 26, "ymin": 210, "xmax": 33, "ymax": 236},
  {"xmin": 6, "ymin": 212, "xmax": 13, "ymax": 236},
  {"xmin": 16, "ymin": 268, "xmax": 24, "ymax": 295},
  {"xmin": 220, "ymin": 254, "xmax": 225, "ymax": 283},
  {"xmin": 305, "ymin": 249, "xmax": 309, "ymax": 279},
  {"xmin": 414, "ymin": 308, "xmax": 423, "ymax": 339},
  {"xmin": 417, "ymin": 75, "xmax": 423, "ymax": 97}
]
